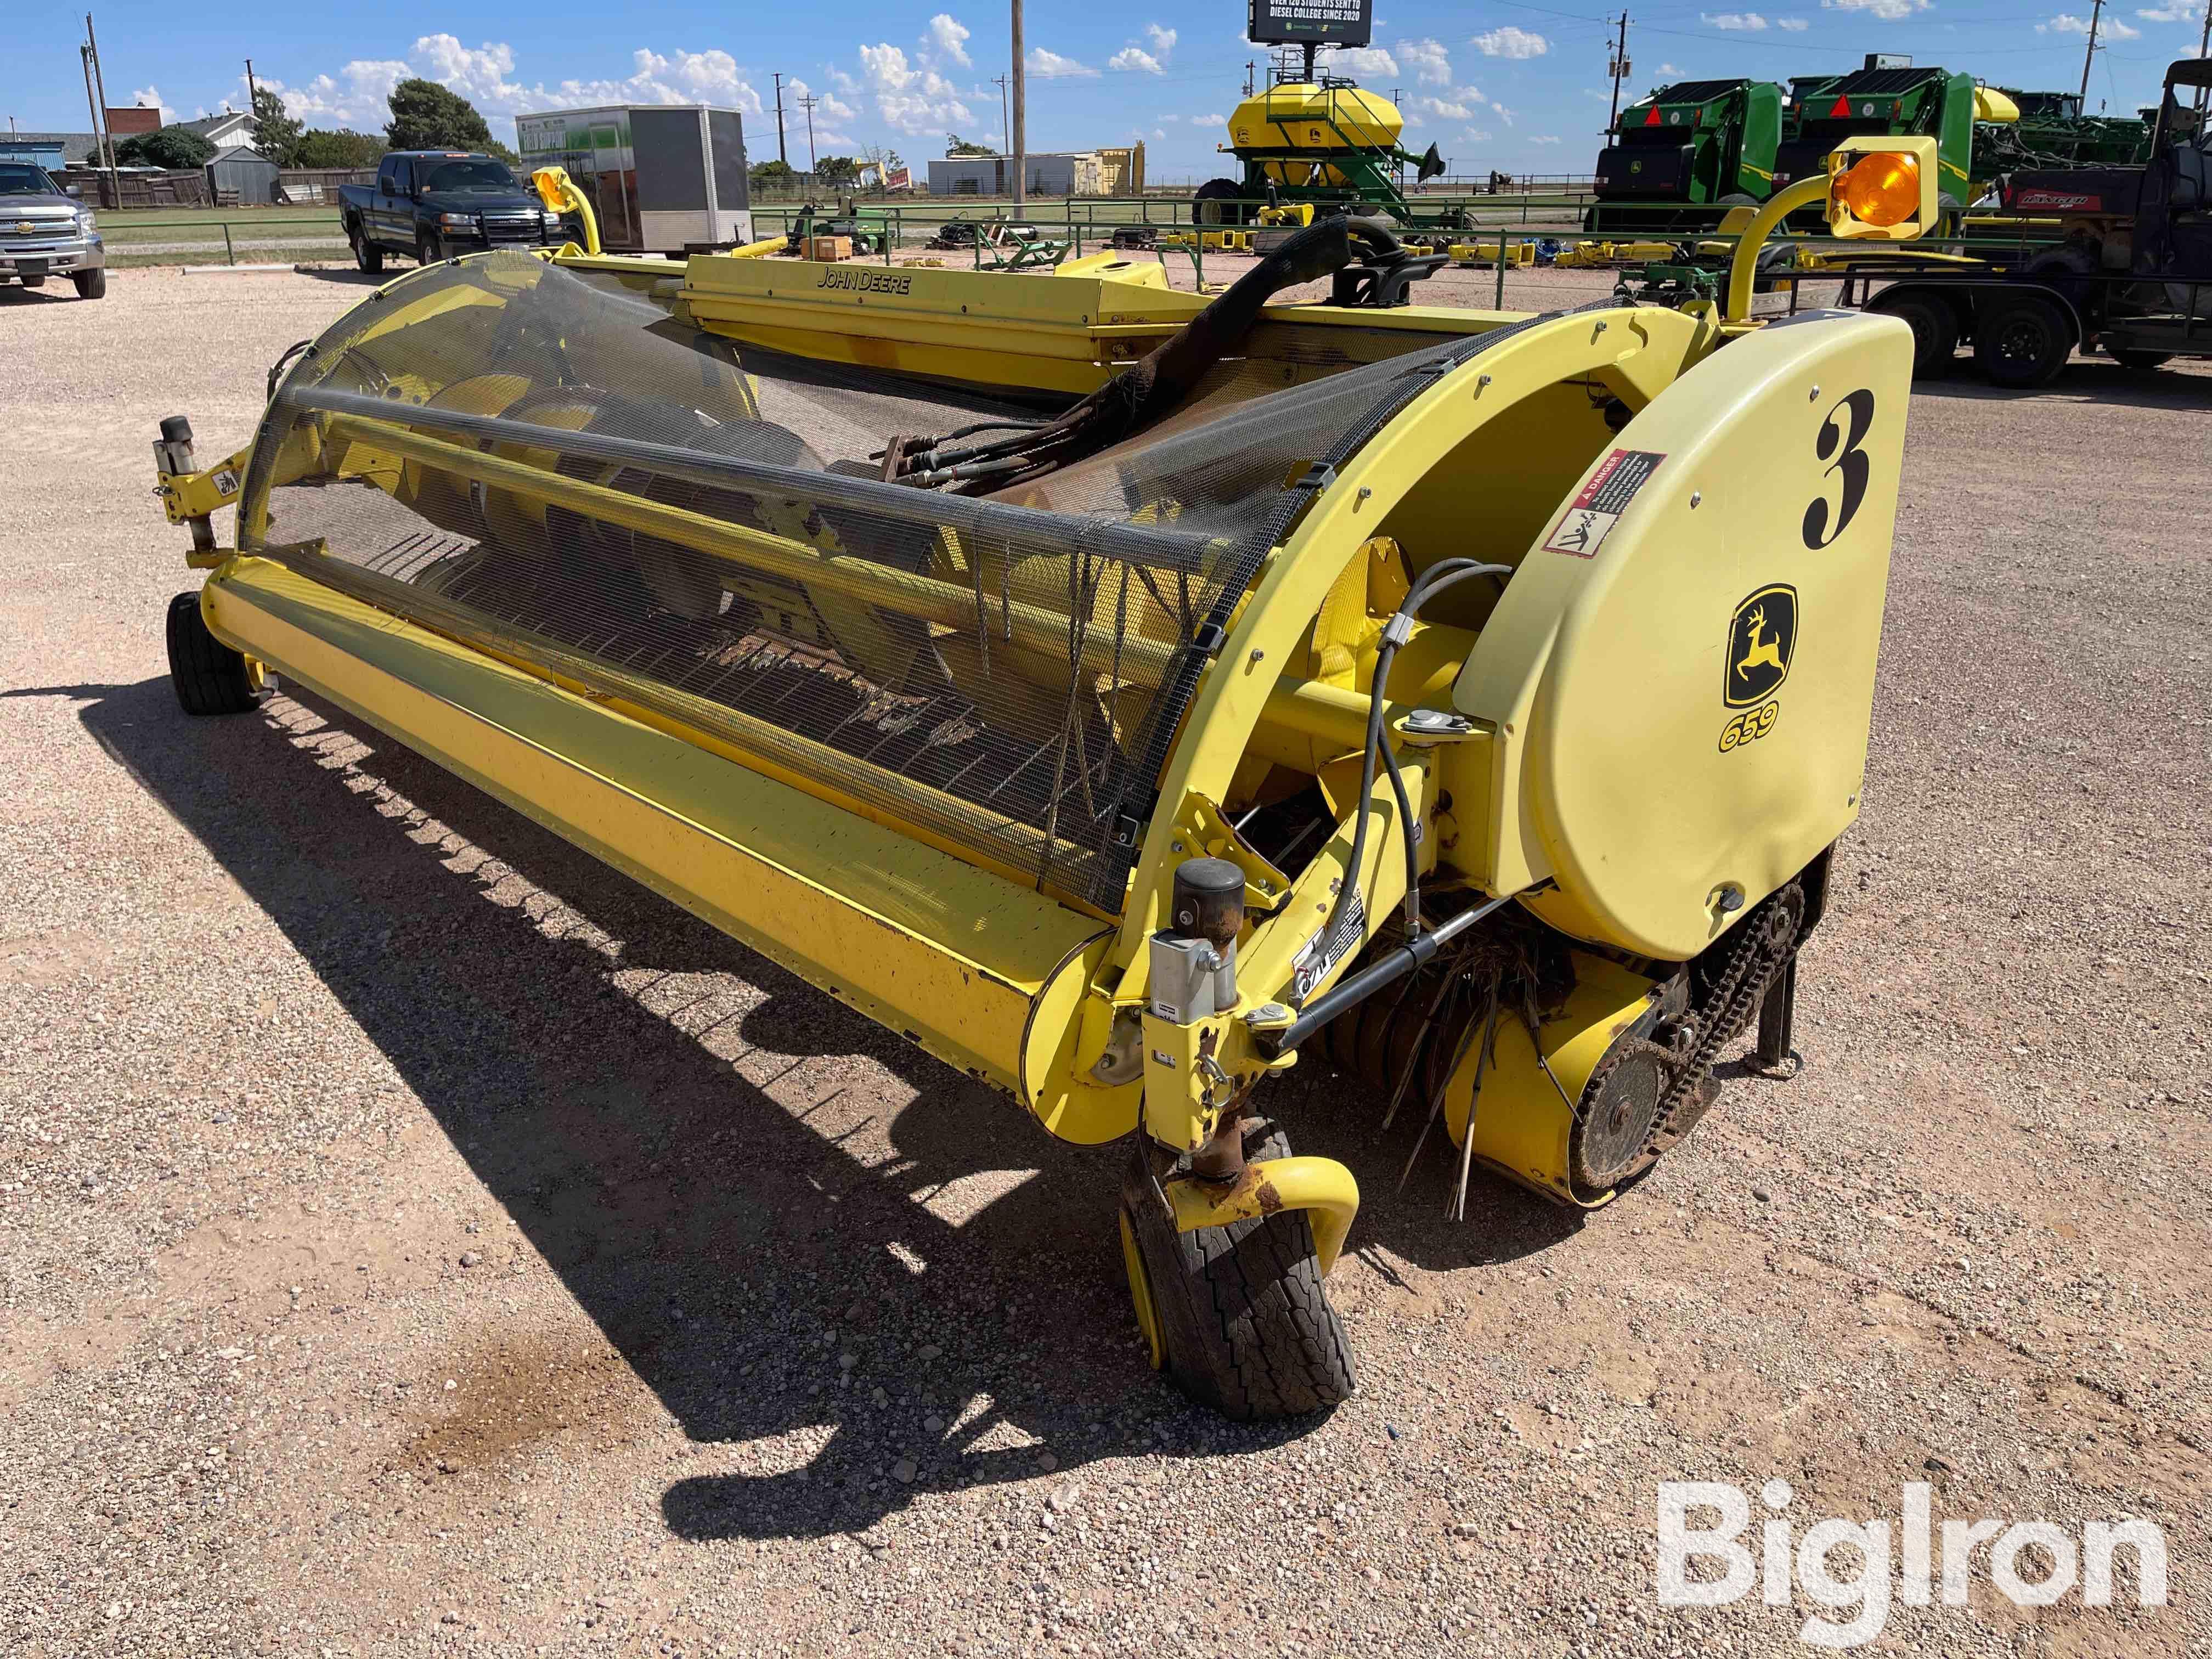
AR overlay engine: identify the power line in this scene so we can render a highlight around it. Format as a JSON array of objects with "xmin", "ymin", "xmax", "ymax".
[
  {"xmin": 2078, "ymin": 0, "xmax": 2106, "ymax": 100},
  {"xmin": 1607, "ymin": 12, "xmax": 1630, "ymax": 128},
  {"xmin": 796, "ymin": 92, "xmax": 821, "ymax": 173}
]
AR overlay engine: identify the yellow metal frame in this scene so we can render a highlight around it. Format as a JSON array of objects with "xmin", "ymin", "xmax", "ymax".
[
  {"xmin": 157, "ymin": 174, "xmax": 1919, "ymax": 1269},
  {"xmin": 1164, "ymin": 1156, "xmax": 1360, "ymax": 1276},
  {"xmin": 198, "ymin": 556, "xmax": 1111, "ymax": 1107}
]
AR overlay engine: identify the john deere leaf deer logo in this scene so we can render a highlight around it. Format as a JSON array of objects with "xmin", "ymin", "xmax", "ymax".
[{"xmin": 1725, "ymin": 584, "xmax": 1797, "ymax": 707}]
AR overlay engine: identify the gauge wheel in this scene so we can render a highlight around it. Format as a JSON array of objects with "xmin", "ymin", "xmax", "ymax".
[
  {"xmin": 1973, "ymin": 292, "xmax": 2074, "ymax": 388},
  {"xmin": 1117, "ymin": 1122, "xmax": 1355, "ymax": 1419},
  {"xmin": 166, "ymin": 592, "xmax": 266, "ymax": 716}
]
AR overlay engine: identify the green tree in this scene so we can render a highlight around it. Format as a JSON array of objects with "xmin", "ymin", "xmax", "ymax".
[
  {"xmin": 816, "ymin": 155, "xmax": 860, "ymax": 185},
  {"xmin": 251, "ymin": 86, "xmax": 304, "ymax": 166},
  {"xmin": 113, "ymin": 125, "xmax": 217, "ymax": 170},
  {"xmin": 294, "ymin": 128, "xmax": 386, "ymax": 169},
  {"xmin": 748, "ymin": 157, "xmax": 797, "ymax": 186},
  {"xmin": 945, "ymin": 132, "xmax": 995, "ymax": 156},
  {"xmin": 385, "ymin": 77, "xmax": 495, "ymax": 152}
]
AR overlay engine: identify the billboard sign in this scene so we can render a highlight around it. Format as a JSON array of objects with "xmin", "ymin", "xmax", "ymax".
[{"xmin": 1249, "ymin": 0, "xmax": 1374, "ymax": 48}]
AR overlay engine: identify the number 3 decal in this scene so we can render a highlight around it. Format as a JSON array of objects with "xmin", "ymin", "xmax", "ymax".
[{"xmin": 1802, "ymin": 388, "xmax": 1876, "ymax": 550}]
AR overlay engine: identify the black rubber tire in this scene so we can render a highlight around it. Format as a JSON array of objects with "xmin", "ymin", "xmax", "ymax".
[
  {"xmin": 2110, "ymin": 347, "xmax": 2172, "ymax": 371},
  {"xmin": 352, "ymin": 229, "xmax": 384, "ymax": 274},
  {"xmin": 166, "ymin": 592, "xmax": 263, "ymax": 716},
  {"xmin": 1974, "ymin": 292, "xmax": 2074, "ymax": 388},
  {"xmin": 1192, "ymin": 178, "xmax": 1249, "ymax": 227},
  {"xmin": 416, "ymin": 231, "xmax": 443, "ymax": 267},
  {"xmin": 1869, "ymin": 290, "xmax": 1959, "ymax": 377},
  {"xmin": 1119, "ymin": 1123, "xmax": 1356, "ymax": 1420},
  {"xmin": 1717, "ymin": 192, "xmax": 1759, "ymax": 208},
  {"xmin": 72, "ymin": 268, "xmax": 106, "ymax": 300}
]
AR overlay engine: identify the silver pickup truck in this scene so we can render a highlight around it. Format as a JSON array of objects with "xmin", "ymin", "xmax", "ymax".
[{"xmin": 0, "ymin": 161, "xmax": 106, "ymax": 298}]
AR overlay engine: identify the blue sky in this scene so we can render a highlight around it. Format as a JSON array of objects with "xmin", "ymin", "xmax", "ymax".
[{"xmin": 12, "ymin": 2, "xmax": 2207, "ymax": 178}]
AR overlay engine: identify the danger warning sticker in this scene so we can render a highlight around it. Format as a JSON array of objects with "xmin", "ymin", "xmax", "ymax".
[{"xmin": 1542, "ymin": 448, "xmax": 1667, "ymax": 558}]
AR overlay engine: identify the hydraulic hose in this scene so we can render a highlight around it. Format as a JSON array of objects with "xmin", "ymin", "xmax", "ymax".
[{"xmin": 1310, "ymin": 558, "xmax": 1515, "ymax": 989}]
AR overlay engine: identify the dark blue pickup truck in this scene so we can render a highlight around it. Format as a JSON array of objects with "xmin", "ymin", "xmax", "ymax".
[{"xmin": 338, "ymin": 151, "xmax": 568, "ymax": 272}]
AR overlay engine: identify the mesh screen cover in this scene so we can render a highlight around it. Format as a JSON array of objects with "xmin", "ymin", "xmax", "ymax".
[{"xmin": 239, "ymin": 251, "xmax": 1491, "ymax": 913}]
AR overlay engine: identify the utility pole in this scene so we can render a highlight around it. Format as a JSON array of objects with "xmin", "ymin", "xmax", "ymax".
[
  {"xmin": 797, "ymin": 93, "xmax": 820, "ymax": 174},
  {"xmin": 771, "ymin": 72, "xmax": 789, "ymax": 166},
  {"xmin": 78, "ymin": 45, "xmax": 106, "ymax": 193},
  {"xmin": 1243, "ymin": 60, "xmax": 1256, "ymax": 97},
  {"xmin": 993, "ymin": 74, "xmax": 1009, "ymax": 150},
  {"xmin": 2196, "ymin": 0, "xmax": 2211, "ymax": 113},
  {"xmin": 84, "ymin": 14, "xmax": 118, "ymax": 200},
  {"xmin": 244, "ymin": 57, "xmax": 258, "ymax": 114},
  {"xmin": 1392, "ymin": 87, "xmax": 1404, "ymax": 192},
  {"xmin": 1011, "ymin": 0, "xmax": 1026, "ymax": 207},
  {"xmin": 2077, "ymin": 0, "xmax": 2104, "ymax": 103},
  {"xmin": 1607, "ymin": 12, "xmax": 1632, "ymax": 128}
]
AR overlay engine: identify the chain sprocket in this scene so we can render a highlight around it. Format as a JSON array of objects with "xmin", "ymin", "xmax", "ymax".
[{"xmin": 1640, "ymin": 880, "xmax": 1807, "ymax": 1162}]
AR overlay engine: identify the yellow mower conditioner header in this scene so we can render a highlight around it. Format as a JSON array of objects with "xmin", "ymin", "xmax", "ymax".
[{"xmin": 151, "ymin": 191, "xmax": 1912, "ymax": 1423}]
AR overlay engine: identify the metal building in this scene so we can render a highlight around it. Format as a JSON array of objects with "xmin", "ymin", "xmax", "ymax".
[
  {"xmin": 204, "ymin": 144, "xmax": 280, "ymax": 206},
  {"xmin": 926, "ymin": 151, "xmax": 1108, "ymax": 197}
]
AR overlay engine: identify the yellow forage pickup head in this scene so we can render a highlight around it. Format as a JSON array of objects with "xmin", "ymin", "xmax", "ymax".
[{"xmin": 1824, "ymin": 136, "xmax": 1939, "ymax": 241}]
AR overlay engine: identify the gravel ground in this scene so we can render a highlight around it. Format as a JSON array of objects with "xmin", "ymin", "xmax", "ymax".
[{"xmin": 2, "ymin": 266, "xmax": 2206, "ymax": 1658}]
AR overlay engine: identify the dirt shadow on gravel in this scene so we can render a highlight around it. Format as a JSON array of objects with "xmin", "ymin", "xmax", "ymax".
[
  {"xmin": 1913, "ymin": 361, "xmax": 2212, "ymax": 410},
  {"xmin": 295, "ymin": 267, "xmax": 411, "ymax": 286},
  {"xmin": 38, "ymin": 674, "xmax": 1352, "ymax": 1539},
  {"xmin": 0, "ymin": 283, "xmax": 84, "ymax": 307}
]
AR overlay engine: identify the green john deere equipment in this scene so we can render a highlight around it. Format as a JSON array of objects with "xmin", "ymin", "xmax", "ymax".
[
  {"xmin": 1976, "ymin": 89, "xmax": 2153, "ymax": 184},
  {"xmin": 1773, "ymin": 58, "xmax": 2006, "ymax": 226},
  {"xmin": 1585, "ymin": 78, "xmax": 1786, "ymax": 234}
]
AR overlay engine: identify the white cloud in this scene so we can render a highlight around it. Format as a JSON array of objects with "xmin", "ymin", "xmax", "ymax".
[
  {"xmin": 128, "ymin": 85, "xmax": 176, "ymax": 122},
  {"xmin": 1472, "ymin": 26, "xmax": 1549, "ymax": 58},
  {"xmin": 1398, "ymin": 38, "xmax": 1454, "ymax": 84},
  {"xmin": 2136, "ymin": 0, "xmax": 2193, "ymax": 14},
  {"xmin": 1658, "ymin": 61, "xmax": 1681, "ymax": 75},
  {"xmin": 928, "ymin": 14, "xmax": 973, "ymax": 66},
  {"xmin": 1492, "ymin": 102, "xmax": 1515, "ymax": 126},
  {"xmin": 787, "ymin": 76, "xmax": 857, "ymax": 125},
  {"xmin": 861, "ymin": 42, "xmax": 975, "ymax": 132},
  {"xmin": 1151, "ymin": 126, "xmax": 1166, "ymax": 138},
  {"xmin": 1192, "ymin": 111, "xmax": 1227, "ymax": 125},
  {"xmin": 1110, "ymin": 48, "xmax": 1166, "ymax": 73},
  {"xmin": 827, "ymin": 67, "xmax": 861, "ymax": 94},
  {"xmin": 258, "ymin": 59, "xmax": 410, "ymax": 126},
  {"xmin": 1776, "ymin": 14, "xmax": 1811, "ymax": 26},
  {"xmin": 1458, "ymin": 128, "xmax": 1494, "ymax": 144},
  {"xmin": 1026, "ymin": 48, "xmax": 1099, "ymax": 78},
  {"xmin": 1819, "ymin": 0, "xmax": 1928, "ymax": 19},
  {"xmin": 1418, "ymin": 96, "xmax": 1479, "ymax": 120},
  {"xmin": 1702, "ymin": 12, "xmax": 1769, "ymax": 28},
  {"xmin": 1530, "ymin": 134, "xmax": 1561, "ymax": 144},
  {"xmin": 1334, "ymin": 46, "xmax": 1400, "ymax": 76},
  {"xmin": 2039, "ymin": 10, "xmax": 2140, "ymax": 33},
  {"xmin": 1146, "ymin": 24, "xmax": 1178, "ymax": 54}
]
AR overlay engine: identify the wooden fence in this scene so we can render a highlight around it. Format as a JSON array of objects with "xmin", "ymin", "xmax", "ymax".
[{"xmin": 58, "ymin": 168, "xmax": 210, "ymax": 209}]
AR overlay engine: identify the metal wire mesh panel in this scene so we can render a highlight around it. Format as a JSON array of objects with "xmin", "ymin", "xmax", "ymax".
[{"xmin": 238, "ymin": 251, "xmax": 1487, "ymax": 912}]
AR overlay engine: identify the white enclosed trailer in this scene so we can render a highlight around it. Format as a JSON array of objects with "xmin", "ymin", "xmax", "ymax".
[{"xmin": 516, "ymin": 105, "xmax": 752, "ymax": 253}]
